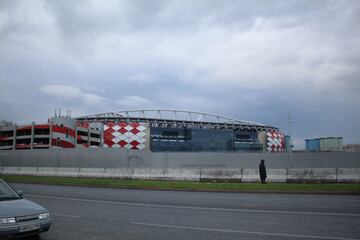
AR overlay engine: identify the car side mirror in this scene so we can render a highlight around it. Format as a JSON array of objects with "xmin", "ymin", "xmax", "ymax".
[{"xmin": 17, "ymin": 190, "xmax": 24, "ymax": 197}]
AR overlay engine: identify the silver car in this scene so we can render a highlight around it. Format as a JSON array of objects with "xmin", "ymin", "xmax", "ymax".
[{"xmin": 0, "ymin": 179, "xmax": 51, "ymax": 239}]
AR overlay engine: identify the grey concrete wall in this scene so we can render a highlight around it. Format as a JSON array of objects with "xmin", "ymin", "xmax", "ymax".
[
  {"xmin": 0, "ymin": 149, "xmax": 359, "ymax": 183},
  {"xmin": 0, "ymin": 149, "xmax": 360, "ymax": 169},
  {"xmin": 1, "ymin": 166, "xmax": 359, "ymax": 183}
]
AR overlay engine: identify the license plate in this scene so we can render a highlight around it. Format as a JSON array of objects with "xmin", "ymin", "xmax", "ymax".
[{"xmin": 19, "ymin": 224, "xmax": 41, "ymax": 232}]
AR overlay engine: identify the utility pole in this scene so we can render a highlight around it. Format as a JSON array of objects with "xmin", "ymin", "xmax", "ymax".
[{"xmin": 288, "ymin": 113, "xmax": 295, "ymax": 167}]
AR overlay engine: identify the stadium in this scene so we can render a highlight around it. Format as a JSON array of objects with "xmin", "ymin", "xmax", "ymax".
[{"xmin": 0, "ymin": 110, "xmax": 286, "ymax": 152}]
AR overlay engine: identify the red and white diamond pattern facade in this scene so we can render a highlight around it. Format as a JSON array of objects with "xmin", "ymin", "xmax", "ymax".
[
  {"xmin": 266, "ymin": 130, "xmax": 286, "ymax": 152},
  {"xmin": 103, "ymin": 122, "xmax": 146, "ymax": 150}
]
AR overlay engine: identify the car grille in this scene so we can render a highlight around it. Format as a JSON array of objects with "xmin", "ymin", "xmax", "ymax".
[{"xmin": 16, "ymin": 215, "xmax": 39, "ymax": 223}]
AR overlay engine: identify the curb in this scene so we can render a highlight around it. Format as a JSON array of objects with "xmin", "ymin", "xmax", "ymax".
[{"xmin": 7, "ymin": 181, "xmax": 360, "ymax": 195}]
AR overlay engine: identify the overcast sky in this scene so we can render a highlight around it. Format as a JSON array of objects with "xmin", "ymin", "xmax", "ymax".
[{"xmin": 1, "ymin": 0, "xmax": 359, "ymax": 148}]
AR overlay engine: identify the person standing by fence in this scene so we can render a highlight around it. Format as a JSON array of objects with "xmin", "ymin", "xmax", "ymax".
[{"xmin": 259, "ymin": 159, "xmax": 267, "ymax": 184}]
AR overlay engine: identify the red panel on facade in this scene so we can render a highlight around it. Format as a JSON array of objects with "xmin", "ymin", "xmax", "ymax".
[
  {"xmin": 130, "ymin": 122, "xmax": 140, "ymax": 128},
  {"xmin": 130, "ymin": 128, "xmax": 140, "ymax": 135},
  {"xmin": 77, "ymin": 135, "xmax": 88, "ymax": 141},
  {"xmin": 15, "ymin": 144, "xmax": 31, "ymax": 149},
  {"xmin": 0, "ymin": 136, "xmax": 10, "ymax": 141},
  {"xmin": 52, "ymin": 125, "xmax": 76, "ymax": 137},
  {"xmin": 51, "ymin": 139, "xmax": 75, "ymax": 148},
  {"xmin": 34, "ymin": 124, "xmax": 50, "ymax": 129},
  {"xmin": 17, "ymin": 126, "xmax": 32, "ymax": 131},
  {"xmin": 77, "ymin": 121, "xmax": 89, "ymax": 128},
  {"xmin": 119, "ymin": 128, "xmax": 127, "ymax": 134},
  {"xmin": 119, "ymin": 140, "xmax": 127, "ymax": 147},
  {"xmin": 104, "ymin": 128, "xmax": 115, "ymax": 136},
  {"xmin": 107, "ymin": 122, "xmax": 115, "ymax": 128},
  {"xmin": 130, "ymin": 140, "xmax": 140, "ymax": 148},
  {"xmin": 104, "ymin": 138, "xmax": 114, "ymax": 147}
]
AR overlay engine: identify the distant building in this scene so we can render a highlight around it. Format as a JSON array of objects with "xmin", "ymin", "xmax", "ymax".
[
  {"xmin": 305, "ymin": 137, "xmax": 343, "ymax": 152},
  {"xmin": 343, "ymin": 144, "xmax": 360, "ymax": 152}
]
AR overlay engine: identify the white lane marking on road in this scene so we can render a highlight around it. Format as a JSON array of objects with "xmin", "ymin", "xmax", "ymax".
[
  {"xmin": 26, "ymin": 194, "xmax": 360, "ymax": 218},
  {"xmin": 130, "ymin": 222, "xmax": 360, "ymax": 240},
  {"xmin": 53, "ymin": 213, "xmax": 81, "ymax": 218}
]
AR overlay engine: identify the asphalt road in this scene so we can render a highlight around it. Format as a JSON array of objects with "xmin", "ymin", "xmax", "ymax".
[{"xmin": 8, "ymin": 183, "xmax": 360, "ymax": 240}]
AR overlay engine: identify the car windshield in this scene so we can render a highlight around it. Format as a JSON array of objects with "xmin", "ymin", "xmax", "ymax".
[{"xmin": 0, "ymin": 181, "xmax": 21, "ymax": 201}]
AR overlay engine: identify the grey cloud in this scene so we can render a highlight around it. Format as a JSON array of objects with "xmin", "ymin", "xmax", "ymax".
[{"xmin": 0, "ymin": 0, "xmax": 360, "ymax": 147}]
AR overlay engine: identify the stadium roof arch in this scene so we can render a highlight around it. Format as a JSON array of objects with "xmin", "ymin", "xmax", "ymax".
[{"xmin": 76, "ymin": 109, "xmax": 278, "ymax": 131}]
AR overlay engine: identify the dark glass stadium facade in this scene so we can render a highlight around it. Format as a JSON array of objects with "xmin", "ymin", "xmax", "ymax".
[{"xmin": 150, "ymin": 127, "xmax": 263, "ymax": 152}]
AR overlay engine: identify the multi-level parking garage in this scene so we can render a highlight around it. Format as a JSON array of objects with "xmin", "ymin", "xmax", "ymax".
[{"xmin": 0, "ymin": 117, "xmax": 101, "ymax": 150}]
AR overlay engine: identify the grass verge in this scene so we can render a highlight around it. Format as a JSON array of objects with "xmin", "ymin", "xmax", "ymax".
[{"xmin": 1, "ymin": 175, "xmax": 360, "ymax": 194}]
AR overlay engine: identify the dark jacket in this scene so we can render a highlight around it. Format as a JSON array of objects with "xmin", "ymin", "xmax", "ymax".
[{"xmin": 259, "ymin": 163, "xmax": 267, "ymax": 179}]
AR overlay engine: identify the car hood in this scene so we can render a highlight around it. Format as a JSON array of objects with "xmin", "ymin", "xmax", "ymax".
[{"xmin": 0, "ymin": 199, "xmax": 47, "ymax": 218}]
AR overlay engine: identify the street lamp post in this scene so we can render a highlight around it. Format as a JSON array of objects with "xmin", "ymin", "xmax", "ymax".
[{"xmin": 288, "ymin": 114, "xmax": 295, "ymax": 167}]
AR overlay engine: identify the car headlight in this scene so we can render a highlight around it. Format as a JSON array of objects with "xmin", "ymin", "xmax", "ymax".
[
  {"xmin": 0, "ymin": 217, "xmax": 16, "ymax": 224},
  {"xmin": 39, "ymin": 213, "xmax": 50, "ymax": 220}
]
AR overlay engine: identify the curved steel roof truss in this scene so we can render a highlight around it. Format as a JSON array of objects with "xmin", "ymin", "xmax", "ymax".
[{"xmin": 77, "ymin": 110, "xmax": 277, "ymax": 131}]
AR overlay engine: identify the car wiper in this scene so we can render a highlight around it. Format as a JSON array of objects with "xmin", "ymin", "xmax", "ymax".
[{"xmin": 0, "ymin": 197, "xmax": 20, "ymax": 201}]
